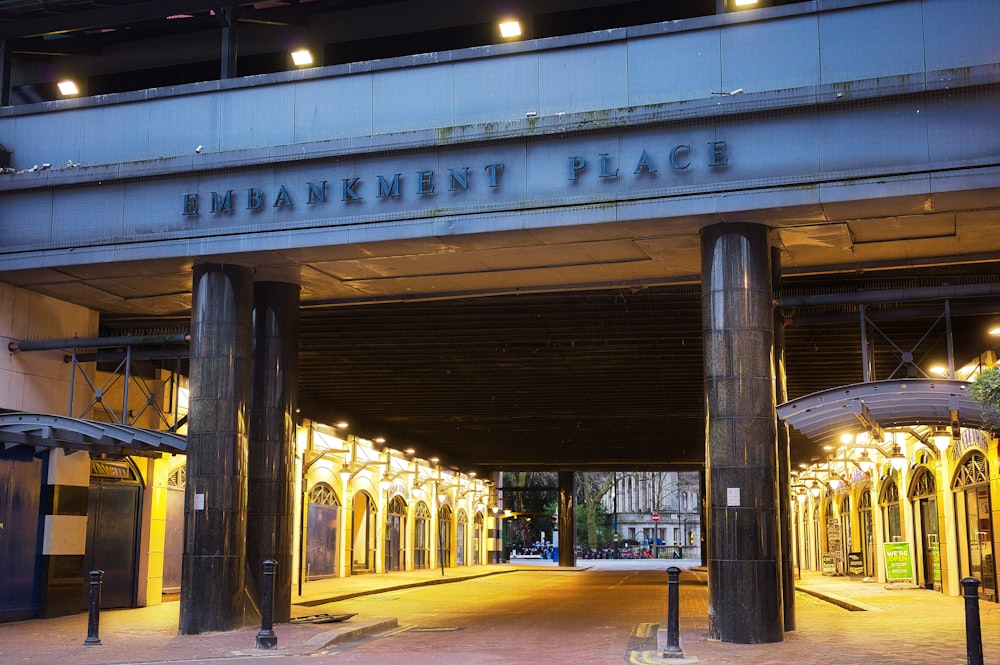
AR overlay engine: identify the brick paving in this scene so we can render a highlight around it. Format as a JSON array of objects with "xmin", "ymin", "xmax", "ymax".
[{"xmin": 0, "ymin": 562, "xmax": 996, "ymax": 665}]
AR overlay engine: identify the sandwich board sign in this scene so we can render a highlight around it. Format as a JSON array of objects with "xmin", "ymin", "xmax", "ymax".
[{"xmin": 883, "ymin": 543, "xmax": 913, "ymax": 581}]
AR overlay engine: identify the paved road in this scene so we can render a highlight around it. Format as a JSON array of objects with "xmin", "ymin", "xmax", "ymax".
[
  {"xmin": 309, "ymin": 565, "xmax": 668, "ymax": 664},
  {"xmin": 1, "ymin": 561, "xmax": 997, "ymax": 665}
]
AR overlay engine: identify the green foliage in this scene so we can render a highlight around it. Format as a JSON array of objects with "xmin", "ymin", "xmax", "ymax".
[{"xmin": 969, "ymin": 366, "xmax": 1000, "ymax": 433}]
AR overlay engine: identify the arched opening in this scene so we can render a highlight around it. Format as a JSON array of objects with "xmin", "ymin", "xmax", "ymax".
[
  {"xmin": 456, "ymin": 509, "xmax": 468, "ymax": 566},
  {"xmin": 953, "ymin": 452, "xmax": 996, "ymax": 602},
  {"xmin": 414, "ymin": 502, "xmax": 431, "ymax": 569},
  {"xmin": 908, "ymin": 466, "xmax": 940, "ymax": 590},
  {"xmin": 84, "ymin": 457, "xmax": 143, "ymax": 609},
  {"xmin": 385, "ymin": 495, "xmax": 406, "ymax": 572},
  {"xmin": 858, "ymin": 487, "xmax": 875, "ymax": 579},
  {"xmin": 838, "ymin": 494, "xmax": 852, "ymax": 575},
  {"xmin": 163, "ymin": 464, "xmax": 186, "ymax": 596},
  {"xmin": 306, "ymin": 482, "xmax": 341, "ymax": 580},
  {"xmin": 350, "ymin": 491, "xmax": 377, "ymax": 574},
  {"xmin": 473, "ymin": 511, "xmax": 484, "ymax": 565},
  {"xmin": 879, "ymin": 477, "xmax": 902, "ymax": 544},
  {"xmin": 438, "ymin": 504, "xmax": 453, "ymax": 568}
]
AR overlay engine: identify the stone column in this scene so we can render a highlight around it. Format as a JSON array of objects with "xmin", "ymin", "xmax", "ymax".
[
  {"xmin": 772, "ymin": 248, "xmax": 796, "ymax": 631},
  {"xmin": 558, "ymin": 471, "xmax": 576, "ymax": 567},
  {"xmin": 701, "ymin": 223, "xmax": 783, "ymax": 643},
  {"xmin": 246, "ymin": 281, "xmax": 300, "ymax": 625},
  {"xmin": 180, "ymin": 263, "xmax": 253, "ymax": 634}
]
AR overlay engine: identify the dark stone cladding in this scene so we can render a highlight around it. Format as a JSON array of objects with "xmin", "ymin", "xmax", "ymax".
[
  {"xmin": 246, "ymin": 281, "xmax": 300, "ymax": 625},
  {"xmin": 180, "ymin": 263, "xmax": 254, "ymax": 634},
  {"xmin": 701, "ymin": 222, "xmax": 783, "ymax": 644}
]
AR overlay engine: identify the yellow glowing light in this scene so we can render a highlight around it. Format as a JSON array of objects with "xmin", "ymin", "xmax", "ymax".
[
  {"xmin": 291, "ymin": 49, "xmax": 313, "ymax": 66},
  {"xmin": 499, "ymin": 20, "xmax": 521, "ymax": 38},
  {"xmin": 57, "ymin": 80, "xmax": 79, "ymax": 96}
]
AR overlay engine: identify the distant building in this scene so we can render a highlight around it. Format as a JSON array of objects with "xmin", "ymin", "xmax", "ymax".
[{"xmin": 604, "ymin": 472, "xmax": 701, "ymax": 559}]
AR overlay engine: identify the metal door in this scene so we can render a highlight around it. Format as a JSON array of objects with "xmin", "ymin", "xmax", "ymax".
[
  {"xmin": 0, "ymin": 451, "xmax": 43, "ymax": 620},
  {"xmin": 83, "ymin": 481, "xmax": 140, "ymax": 609}
]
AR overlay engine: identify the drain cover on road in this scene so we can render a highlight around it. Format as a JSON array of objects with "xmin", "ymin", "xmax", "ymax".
[
  {"xmin": 409, "ymin": 627, "xmax": 464, "ymax": 632},
  {"xmin": 291, "ymin": 612, "xmax": 357, "ymax": 624}
]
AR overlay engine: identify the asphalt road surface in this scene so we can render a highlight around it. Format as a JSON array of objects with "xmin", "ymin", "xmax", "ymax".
[{"xmin": 310, "ymin": 563, "xmax": 670, "ymax": 665}]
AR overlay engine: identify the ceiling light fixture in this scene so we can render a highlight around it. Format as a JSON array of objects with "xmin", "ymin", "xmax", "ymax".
[
  {"xmin": 932, "ymin": 427, "xmax": 951, "ymax": 452},
  {"xmin": 499, "ymin": 20, "xmax": 521, "ymax": 39},
  {"xmin": 57, "ymin": 80, "xmax": 79, "ymax": 96},
  {"xmin": 888, "ymin": 444, "xmax": 907, "ymax": 471},
  {"xmin": 291, "ymin": 48, "xmax": 313, "ymax": 67}
]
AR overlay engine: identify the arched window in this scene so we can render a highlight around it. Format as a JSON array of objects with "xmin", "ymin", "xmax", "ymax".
[
  {"xmin": 953, "ymin": 453, "xmax": 990, "ymax": 489},
  {"xmin": 879, "ymin": 478, "xmax": 902, "ymax": 543},
  {"xmin": 306, "ymin": 482, "xmax": 341, "ymax": 580},
  {"xmin": 953, "ymin": 452, "xmax": 996, "ymax": 601},
  {"xmin": 414, "ymin": 502, "xmax": 431, "ymax": 569},
  {"xmin": 167, "ymin": 465, "xmax": 186, "ymax": 488},
  {"xmin": 909, "ymin": 467, "xmax": 936, "ymax": 498},
  {"xmin": 309, "ymin": 482, "xmax": 341, "ymax": 506}
]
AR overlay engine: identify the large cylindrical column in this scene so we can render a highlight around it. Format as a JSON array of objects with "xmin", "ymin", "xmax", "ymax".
[
  {"xmin": 701, "ymin": 223, "xmax": 783, "ymax": 643},
  {"xmin": 557, "ymin": 471, "xmax": 576, "ymax": 567},
  {"xmin": 772, "ymin": 248, "xmax": 795, "ymax": 631},
  {"xmin": 180, "ymin": 263, "xmax": 254, "ymax": 634},
  {"xmin": 246, "ymin": 281, "xmax": 300, "ymax": 624}
]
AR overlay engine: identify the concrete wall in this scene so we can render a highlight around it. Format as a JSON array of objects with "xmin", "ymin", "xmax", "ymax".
[
  {"xmin": 0, "ymin": 0, "xmax": 995, "ymax": 169},
  {"xmin": 0, "ymin": 283, "xmax": 99, "ymax": 415}
]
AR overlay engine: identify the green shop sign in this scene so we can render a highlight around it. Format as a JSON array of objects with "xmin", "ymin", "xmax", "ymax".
[{"xmin": 883, "ymin": 543, "xmax": 914, "ymax": 581}]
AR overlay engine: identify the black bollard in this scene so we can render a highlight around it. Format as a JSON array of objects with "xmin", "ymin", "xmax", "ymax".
[
  {"xmin": 255, "ymin": 560, "xmax": 278, "ymax": 649},
  {"xmin": 84, "ymin": 570, "xmax": 103, "ymax": 646},
  {"xmin": 664, "ymin": 566, "xmax": 683, "ymax": 658},
  {"xmin": 961, "ymin": 577, "xmax": 984, "ymax": 665}
]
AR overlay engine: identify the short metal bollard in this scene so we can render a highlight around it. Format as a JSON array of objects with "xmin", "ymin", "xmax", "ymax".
[
  {"xmin": 961, "ymin": 577, "xmax": 984, "ymax": 665},
  {"xmin": 84, "ymin": 570, "xmax": 103, "ymax": 646},
  {"xmin": 663, "ymin": 566, "xmax": 684, "ymax": 658},
  {"xmin": 255, "ymin": 560, "xmax": 278, "ymax": 649}
]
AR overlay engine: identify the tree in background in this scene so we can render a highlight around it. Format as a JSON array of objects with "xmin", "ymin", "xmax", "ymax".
[
  {"xmin": 576, "ymin": 472, "xmax": 615, "ymax": 548},
  {"xmin": 502, "ymin": 471, "xmax": 556, "ymax": 547}
]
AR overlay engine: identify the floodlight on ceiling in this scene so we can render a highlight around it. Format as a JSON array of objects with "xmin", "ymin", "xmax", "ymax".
[
  {"xmin": 291, "ymin": 48, "xmax": 313, "ymax": 67},
  {"xmin": 989, "ymin": 323, "xmax": 1000, "ymax": 336},
  {"xmin": 733, "ymin": 0, "xmax": 759, "ymax": 6},
  {"xmin": 499, "ymin": 20, "xmax": 522, "ymax": 39},
  {"xmin": 57, "ymin": 80, "xmax": 79, "ymax": 96}
]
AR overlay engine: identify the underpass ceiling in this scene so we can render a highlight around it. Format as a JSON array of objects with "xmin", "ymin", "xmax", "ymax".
[
  {"xmin": 1, "ymin": 0, "xmax": 998, "ymax": 474},
  {"xmin": 32, "ymin": 217, "xmax": 993, "ymax": 476}
]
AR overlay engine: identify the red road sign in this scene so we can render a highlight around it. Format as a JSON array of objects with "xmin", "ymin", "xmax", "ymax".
[{"xmin": 651, "ymin": 513, "xmax": 660, "ymax": 522}]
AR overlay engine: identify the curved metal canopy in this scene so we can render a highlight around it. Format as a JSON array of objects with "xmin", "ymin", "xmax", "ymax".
[
  {"xmin": 0, "ymin": 412, "xmax": 186, "ymax": 457},
  {"xmin": 777, "ymin": 379, "xmax": 984, "ymax": 453}
]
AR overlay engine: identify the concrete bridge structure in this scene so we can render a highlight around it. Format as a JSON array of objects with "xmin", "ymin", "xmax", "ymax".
[{"xmin": 0, "ymin": 0, "xmax": 997, "ymax": 645}]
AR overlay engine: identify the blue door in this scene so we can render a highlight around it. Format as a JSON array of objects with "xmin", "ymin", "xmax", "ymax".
[{"xmin": 0, "ymin": 450, "xmax": 43, "ymax": 620}]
